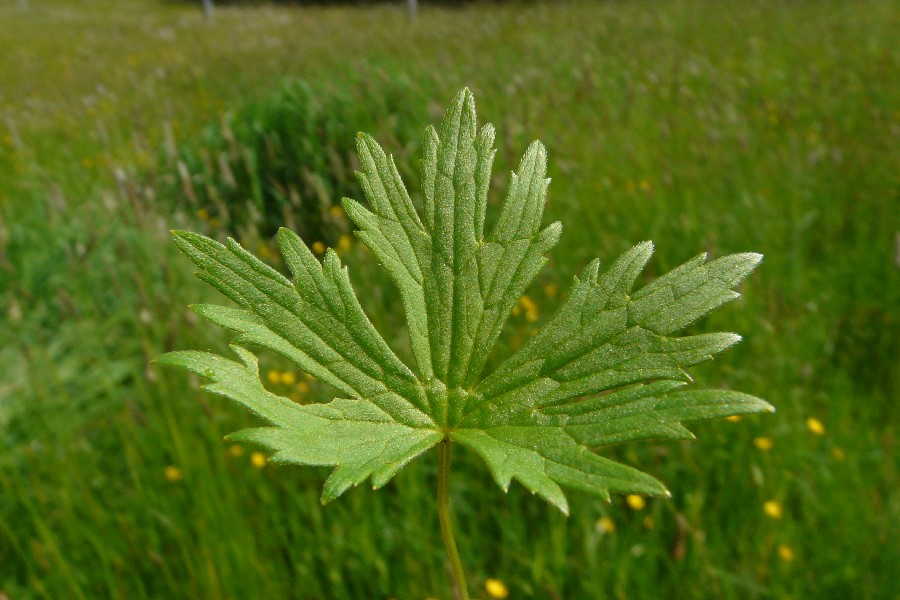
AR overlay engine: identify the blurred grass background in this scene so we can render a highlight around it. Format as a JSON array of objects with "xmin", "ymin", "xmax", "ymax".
[{"xmin": 0, "ymin": 0, "xmax": 897, "ymax": 598}]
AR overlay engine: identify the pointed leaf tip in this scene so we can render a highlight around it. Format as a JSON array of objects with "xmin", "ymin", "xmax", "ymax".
[{"xmin": 635, "ymin": 239, "xmax": 654, "ymax": 255}]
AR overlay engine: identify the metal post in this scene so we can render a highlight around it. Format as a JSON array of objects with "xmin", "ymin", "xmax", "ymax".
[{"xmin": 201, "ymin": 0, "xmax": 214, "ymax": 21}]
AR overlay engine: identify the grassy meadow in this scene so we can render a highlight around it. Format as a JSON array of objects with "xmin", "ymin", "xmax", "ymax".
[{"xmin": 1, "ymin": 0, "xmax": 898, "ymax": 598}]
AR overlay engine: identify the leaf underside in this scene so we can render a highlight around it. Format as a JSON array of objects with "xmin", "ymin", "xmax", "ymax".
[{"xmin": 159, "ymin": 88, "xmax": 771, "ymax": 511}]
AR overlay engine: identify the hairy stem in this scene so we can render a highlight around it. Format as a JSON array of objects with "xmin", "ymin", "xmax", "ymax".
[{"xmin": 438, "ymin": 437, "xmax": 469, "ymax": 600}]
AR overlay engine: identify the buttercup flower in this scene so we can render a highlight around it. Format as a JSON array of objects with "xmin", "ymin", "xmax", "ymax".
[
  {"xmin": 763, "ymin": 500, "xmax": 783, "ymax": 519},
  {"xmin": 777, "ymin": 544, "xmax": 794, "ymax": 562},
  {"xmin": 164, "ymin": 465, "xmax": 183, "ymax": 482},
  {"xmin": 626, "ymin": 494, "xmax": 646, "ymax": 510},
  {"xmin": 806, "ymin": 417, "xmax": 825, "ymax": 435},
  {"xmin": 596, "ymin": 516, "xmax": 616, "ymax": 533},
  {"xmin": 336, "ymin": 235, "xmax": 353, "ymax": 254},
  {"xmin": 754, "ymin": 437, "xmax": 774, "ymax": 450},
  {"xmin": 485, "ymin": 578, "xmax": 509, "ymax": 599}
]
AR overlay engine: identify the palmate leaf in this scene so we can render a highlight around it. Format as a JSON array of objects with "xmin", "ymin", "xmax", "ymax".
[{"xmin": 159, "ymin": 88, "xmax": 771, "ymax": 512}]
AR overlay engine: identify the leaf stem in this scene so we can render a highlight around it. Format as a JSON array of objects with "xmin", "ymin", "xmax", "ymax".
[{"xmin": 438, "ymin": 437, "xmax": 469, "ymax": 600}]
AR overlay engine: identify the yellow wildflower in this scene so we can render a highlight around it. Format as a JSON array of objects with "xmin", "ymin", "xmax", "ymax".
[
  {"xmin": 485, "ymin": 578, "xmax": 509, "ymax": 599},
  {"xmin": 328, "ymin": 205, "xmax": 345, "ymax": 219},
  {"xmin": 164, "ymin": 466, "xmax": 183, "ymax": 482},
  {"xmin": 806, "ymin": 417, "xmax": 825, "ymax": 435},
  {"xmin": 753, "ymin": 437, "xmax": 774, "ymax": 451},
  {"xmin": 196, "ymin": 208, "xmax": 210, "ymax": 221},
  {"xmin": 642, "ymin": 516, "xmax": 655, "ymax": 530},
  {"xmin": 228, "ymin": 444, "xmax": 245, "ymax": 458},
  {"xmin": 251, "ymin": 452, "xmax": 267, "ymax": 469},
  {"xmin": 639, "ymin": 179, "xmax": 652, "ymax": 192},
  {"xmin": 281, "ymin": 371, "xmax": 297, "ymax": 385},
  {"xmin": 519, "ymin": 295, "xmax": 537, "ymax": 310},
  {"xmin": 777, "ymin": 544, "xmax": 794, "ymax": 562},
  {"xmin": 311, "ymin": 241, "xmax": 326, "ymax": 255},
  {"xmin": 596, "ymin": 516, "xmax": 615, "ymax": 533},
  {"xmin": 519, "ymin": 295, "xmax": 539, "ymax": 322},
  {"xmin": 763, "ymin": 500, "xmax": 783, "ymax": 520},
  {"xmin": 543, "ymin": 283, "xmax": 558, "ymax": 298},
  {"xmin": 296, "ymin": 381, "xmax": 311, "ymax": 394},
  {"xmin": 336, "ymin": 235, "xmax": 353, "ymax": 254},
  {"xmin": 725, "ymin": 415, "xmax": 742, "ymax": 422},
  {"xmin": 266, "ymin": 370, "xmax": 280, "ymax": 384},
  {"xmin": 831, "ymin": 447, "xmax": 845, "ymax": 461},
  {"xmin": 626, "ymin": 494, "xmax": 646, "ymax": 510}
]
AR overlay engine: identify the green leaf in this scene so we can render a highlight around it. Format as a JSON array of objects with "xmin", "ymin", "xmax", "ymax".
[
  {"xmin": 156, "ymin": 347, "xmax": 441, "ymax": 502},
  {"xmin": 454, "ymin": 244, "xmax": 771, "ymax": 510},
  {"xmin": 159, "ymin": 87, "xmax": 771, "ymax": 509},
  {"xmin": 170, "ymin": 229, "xmax": 431, "ymax": 428},
  {"xmin": 347, "ymin": 89, "xmax": 561, "ymax": 395}
]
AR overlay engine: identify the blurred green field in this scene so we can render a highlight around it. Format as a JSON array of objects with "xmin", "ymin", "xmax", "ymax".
[{"xmin": 1, "ymin": 0, "xmax": 897, "ymax": 598}]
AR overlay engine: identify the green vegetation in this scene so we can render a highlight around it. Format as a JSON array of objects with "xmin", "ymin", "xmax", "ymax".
[
  {"xmin": 158, "ymin": 77, "xmax": 426, "ymax": 240},
  {"xmin": 158, "ymin": 88, "xmax": 772, "ymax": 600},
  {"xmin": 1, "ymin": 1, "xmax": 896, "ymax": 599}
]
